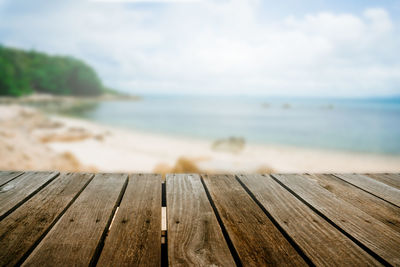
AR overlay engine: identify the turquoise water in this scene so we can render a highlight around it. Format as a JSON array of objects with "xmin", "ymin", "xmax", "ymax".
[{"xmin": 68, "ymin": 95, "xmax": 400, "ymax": 155}]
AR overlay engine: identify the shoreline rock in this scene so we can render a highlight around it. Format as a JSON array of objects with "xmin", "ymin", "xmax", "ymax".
[{"xmin": 212, "ymin": 136, "xmax": 246, "ymax": 154}]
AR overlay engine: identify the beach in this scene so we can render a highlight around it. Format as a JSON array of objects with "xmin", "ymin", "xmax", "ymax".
[{"xmin": 1, "ymin": 104, "xmax": 400, "ymax": 174}]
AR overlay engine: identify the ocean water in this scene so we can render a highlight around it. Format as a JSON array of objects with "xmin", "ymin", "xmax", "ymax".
[{"xmin": 66, "ymin": 95, "xmax": 400, "ymax": 155}]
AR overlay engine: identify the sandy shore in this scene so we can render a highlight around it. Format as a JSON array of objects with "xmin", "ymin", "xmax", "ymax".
[{"xmin": 1, "ymin": 104, "xmax": 400, "ymax": 173}]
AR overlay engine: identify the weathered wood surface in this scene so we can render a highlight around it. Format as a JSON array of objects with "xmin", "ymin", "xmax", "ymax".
[
  {"xmin": 273, "ymin": 173, "xmax": 400, "ymax": 266},
  {"xmin": 202, "ymin": 174, "xmax": 307, "ymax": 266},
  {"xmin": 167, "ymin": 174, "xmax": 235, "ymax": 266},
  {"xmin": 0, "ymin": 173, "xmax": 93, "ymax": 267},
  {"xmin": 0, "ymin": 171, "xmax": 58, "ymax": 220},
  {"xmin": 0, "ymin": 172, "xmax": 399, "ymax": 266},
  {"xmin": 97, "ymin": 174, "xmax": 162, "ymax": 267},
  {"xmin": 237, "ymin": 174, "xmax": 381, "ymax": 266},
  {"xmin": 0, "ymin": 171, "xmax": 23, "ymax": 187},
  {"xmin": 335, "ymin": 173, "xmax": 400, "ymax": 207},
  {"xmin": 365, "ymin": 173, "xmax": 400, "ymax": 190},
  {"xmin": 23, "ymin": 173, "xmax": 128, "ymax": 267},
  {"xmin": 309, "ymin": 174, "xmax": 400, "ymax": 233}
]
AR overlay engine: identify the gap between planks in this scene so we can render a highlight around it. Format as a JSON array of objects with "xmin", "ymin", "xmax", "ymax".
[{"xmin": 105, "ymin": 182, "xmax": 167, "ymax": 243}]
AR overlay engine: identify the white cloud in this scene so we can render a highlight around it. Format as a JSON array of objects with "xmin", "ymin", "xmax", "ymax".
[
  {"xmin": 0, "ymin": 1, "xmax": 399, "ymax": 96},
  {"xmin": 364, "ymin": 8, "xmax": 393, "ymax": 33}
]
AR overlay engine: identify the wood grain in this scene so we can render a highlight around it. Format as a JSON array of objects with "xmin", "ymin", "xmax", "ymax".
[
  {"xmin": 167, "ymin": 174, "xmax": 235, "ymax": 266},
  {"xmin": 238, "ymin": 174, "xmax": 381, "ymax": 266},
  {"xmin": 273, "ymin": 174, "xmax": 400, "ymax": 266},
  {"xmin": 1, "ymin": 172, "xmax": 398, "ymax": 266},
  {"xmin": 22, "ymin": 173, "xmax": 128, "ymax": 267},
  {"xmin": 202, "ymin": 174, "xmax": 307, "ymax": 266},
  {"xmin": 365, "ymin": 173, "xmax": 400, "ymax": 190},
  {"xmin": 0, "ymin": 173, "xmax": 93, "ymax": 267},
  {"xmin": 0, "ymin": 171, "xmax": 23, "ymax": 187},
  {"xmin": 97, "ymin": 174, "xmax": 162, "ymax": 267},
  {"xmin": 334, "ymin": 173, "xmax": 400, "ymax": 207},
  {"xmin": 0, "ymin": 171, "xmax": 58, "ymax": 220},
  {"xmin": 310, "ymin": 174, "xmax": 400, "ymax": 233}
]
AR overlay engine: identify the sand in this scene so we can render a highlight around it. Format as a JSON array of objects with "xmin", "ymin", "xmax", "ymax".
[
  {"xmin": 0, "ymin": 105, "xmax": 95, "ymax": 172},
  {"xmin": 1, "ymin": 104, "xmax": 400, "ymax": 173}
]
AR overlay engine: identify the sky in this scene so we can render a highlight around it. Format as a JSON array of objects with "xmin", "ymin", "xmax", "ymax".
[{"xmin": 0, "ymin": 0, "xmax": 400, "ymax": 97}]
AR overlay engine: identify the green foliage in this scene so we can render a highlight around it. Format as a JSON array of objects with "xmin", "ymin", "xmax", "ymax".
[{"xmin": 0, "ymin": 45, "xmax": 104, "ymax": 96}]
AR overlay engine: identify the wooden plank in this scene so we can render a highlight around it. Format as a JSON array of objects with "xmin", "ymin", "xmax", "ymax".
[
  {"xmin": 167, "ymin": 174, "xmax": 235, "ymax": 266},
  {"xmin": 237, "ymin": 174, "xmax": 381, "ymax": 266},
  {"xmin": 273, "ymin": 174, "xmax": 400, "ymax": 266},
  {"xmin": 97, "ymin": 174, "xmax": 162, "ymax": 267},
  {"xmin": 202, "ymin": 174, "xmax": 307, "ymax": 266},
  {"xmin": 23, "ymin": 173, "xmax": 128, "ymax": 267},
  {"xmin": 365, "ymin": 173, "xmax": 400, "ymax": 190},
  {"xmin": 334, "ymin": 173, "xmax": 400, "ymax": 207},
  {"xmin": 310, "ymin": 174, "xmax": 400, "ymax": 233},
  {"xmin": 0, "ymin": 171, "xmax": 23, "ymax": 187},
  {"xmin": 0, "ymin": 173, "xmax": 94, "ymax": 267},
  {"xmin": 0, "ymin": 171, "xmax": 59, "ymax": 220}
]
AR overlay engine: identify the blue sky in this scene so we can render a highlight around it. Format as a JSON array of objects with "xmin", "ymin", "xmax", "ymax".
[{"xmin": 0, "ymin": 0, "xmax": 399, "ymax": 97}]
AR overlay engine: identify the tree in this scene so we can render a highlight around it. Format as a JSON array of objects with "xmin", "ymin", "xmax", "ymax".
[{"xmin": 0, "ymin": 45, "xmax": 104, "ymax": 96}]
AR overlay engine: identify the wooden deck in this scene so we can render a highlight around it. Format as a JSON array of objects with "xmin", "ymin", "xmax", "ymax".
[{"xmin": 0, "ymin": 172, "xmax": 399, "ymax": 266}]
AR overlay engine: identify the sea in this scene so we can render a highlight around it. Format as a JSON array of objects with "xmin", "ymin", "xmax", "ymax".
[{"xmin": 65, "ymin": 95, "xmax": 400, "ymax": 155}]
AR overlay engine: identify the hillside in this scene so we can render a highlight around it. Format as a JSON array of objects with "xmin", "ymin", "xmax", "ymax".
[{"xmin": 0, "ymin": 46, "xmax": 104, "ymax": 97}]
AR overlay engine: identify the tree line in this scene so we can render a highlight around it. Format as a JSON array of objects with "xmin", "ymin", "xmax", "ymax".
[{"xmin": 0, "ymin": 45, "xmax": 105, "ymax": 96}]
